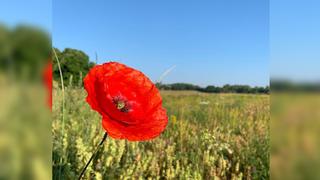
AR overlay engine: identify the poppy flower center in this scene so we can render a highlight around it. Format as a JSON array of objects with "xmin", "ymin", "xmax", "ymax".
[
  {"xmin": 112, "ymin": 96, "xmax": 130, "ymax": 113},
  {"xmin": 116, "ymin": 101, "xmax": 125, "ymax": 110}
]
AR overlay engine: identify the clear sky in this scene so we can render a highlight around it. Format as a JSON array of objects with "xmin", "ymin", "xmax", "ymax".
[
  {"xmin": 0, "ymin": 0, "xmax": 51, "ymax": 32},
  {"xmin": 53, "ymin": 0, "xmax": 269, "ymax": 87},
  {"xmin": 271, "ymin": 0, "xmax": 320, "ymax": 83},
  {"xmin": 1, "ymin": 0, "xmax": 270, "ymax": 87}
]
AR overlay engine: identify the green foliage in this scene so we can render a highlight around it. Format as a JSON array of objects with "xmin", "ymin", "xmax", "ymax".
[
  {"xmin": 271, "ymin": 79, "xmax": 320, "ymax": 92},
  {"xmin": 156, "ymin": 83, "xmax": 269, "ymax": 94},
  {"xmin": 204, "ymin": 85, "xmax": 222, "ymax": 93},
  {"xmin": 53, "ymin": 87, "xmax": 269, "ymax": 179},
  {"xmin": 0, "ymin": 24, "xmax": 51, "ymax": 80},
  {"xmin": 156, "ymin": 83, "xmax": 201, "ymax": 91},
  {"xmin": 53, "ymin": 47, "xmax": 95, "ymax": 87}
]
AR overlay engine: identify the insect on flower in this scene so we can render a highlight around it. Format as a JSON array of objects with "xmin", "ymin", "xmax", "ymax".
[{"xmin": 84, "ymin": 62, "xmax": 168, "ymax": 141}]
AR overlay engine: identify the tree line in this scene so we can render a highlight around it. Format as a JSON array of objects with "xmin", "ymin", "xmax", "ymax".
[
  {"xmin": 52, "ymin": 47, "xmax": 269, "ymax": 94},
  {"xmin": 156, "ymin": 83, "xmax": 269, "ymax": 94},
  {"xmin": 271, "ymin": 79, "xmax": 320, "ymax": 92}
]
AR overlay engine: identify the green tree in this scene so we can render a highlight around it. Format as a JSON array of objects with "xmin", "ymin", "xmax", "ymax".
[
  {"xmin": 0, "ymin": 25, "xmax": 51, "ymax": 80},
  {"xmin": 203, "ymin": 85, "xmax": 221, "ymax": 93},
  {"xmin": 53, "ymin": 48, "xmax": 95, "ymax": 87}
]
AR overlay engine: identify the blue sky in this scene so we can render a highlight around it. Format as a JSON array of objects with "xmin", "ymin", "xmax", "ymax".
[
  {"xmin": 0, "ymin": 0, "xmax": 51, "ymax": 31},
  {"xmin": 271, "ymin": 0, "xmax": 320, "ymax": 83},
  {"xmin": 1, "ymin": 0, "xmax": 270, "ymax": 87},
  {"xmin": 53, "ymin": 0, "xmax": 269, "ymax": 87}
]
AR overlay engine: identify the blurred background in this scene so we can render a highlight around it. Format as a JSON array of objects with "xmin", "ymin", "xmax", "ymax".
[
  {"xmin": 271, "ymin": 0, "xmax": 320, "ymax": 179},
  {"xmin": 0, "ymin": 0, "xmax": 51, "ymax": 179}
]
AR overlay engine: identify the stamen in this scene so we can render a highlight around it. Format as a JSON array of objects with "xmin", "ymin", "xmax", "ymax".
[
  {"xmin": 112, "ymin": 96, "xmax": 130, "ymax": 113},
  {"xmin": 116, "ymin": 101, "xmax": 125, "ymax": 110}
]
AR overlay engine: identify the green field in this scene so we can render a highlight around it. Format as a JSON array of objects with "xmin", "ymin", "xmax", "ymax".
[{"xmin": 52, "ymin": 87, "xmax": 269, "ymax": 179}]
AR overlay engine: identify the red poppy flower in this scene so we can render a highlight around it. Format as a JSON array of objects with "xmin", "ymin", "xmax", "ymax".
[
  {"xmin": 43, "ymin": 60, "xmax": 52, "ymax": 110},
  {"xmin": 84, "ymin": 62, "xmax": 168, "ymax": 141}
]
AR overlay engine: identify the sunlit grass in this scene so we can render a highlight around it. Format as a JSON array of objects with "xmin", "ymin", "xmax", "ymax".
[{"xmin": 52, "ymin": 85, "xmax": 269, "ymax": 179}]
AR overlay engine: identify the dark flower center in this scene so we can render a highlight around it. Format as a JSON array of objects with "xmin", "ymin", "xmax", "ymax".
[
  {"xmin": 112, "ymin": 96, "xmax": 130, "ymax": 113},
  {"xmin": 116, "ymin": 101, "xmax": 125, "ymax": 110}
]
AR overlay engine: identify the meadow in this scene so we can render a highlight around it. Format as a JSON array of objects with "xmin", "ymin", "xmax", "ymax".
[{"xmin": 52, "ymin": 86, "xmax": 269, "ymax": 180}]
